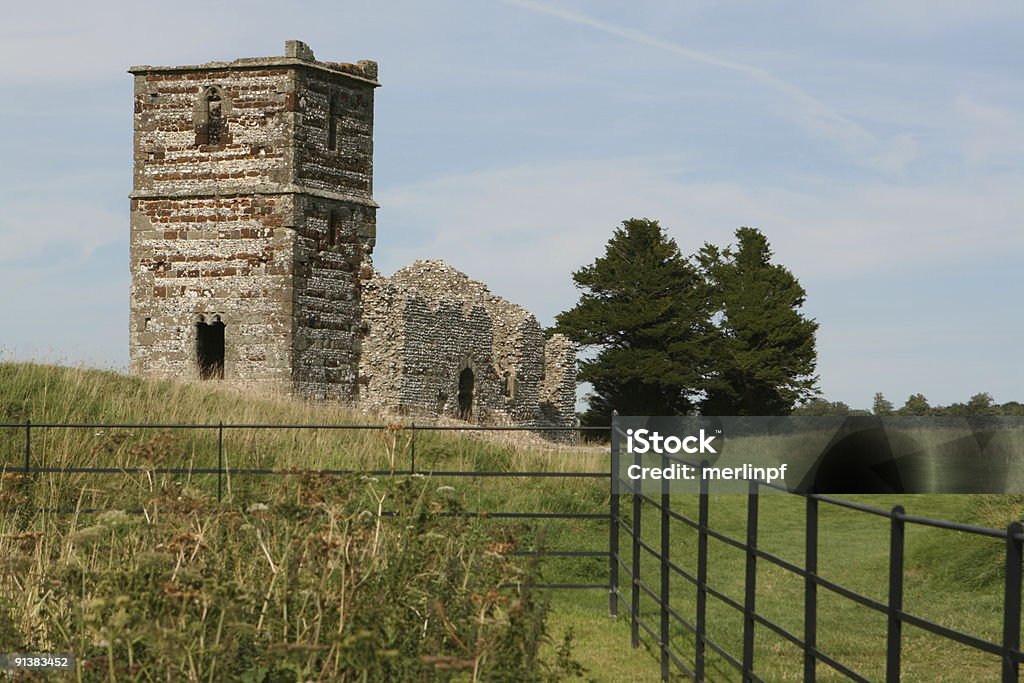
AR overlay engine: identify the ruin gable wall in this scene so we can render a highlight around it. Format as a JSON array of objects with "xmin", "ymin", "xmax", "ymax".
[{"xmin": 358, "ymin": 261, "xmax": 574, "ymax": 428}]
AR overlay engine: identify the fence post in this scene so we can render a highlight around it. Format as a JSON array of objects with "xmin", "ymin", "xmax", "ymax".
[
  {"xmin": 631, "ymin": 445, "xmax": 642, "ymax": 648},
  {"xmin": 1002, "ymin": 521, "xmax": 1023, "ymax": 683},
  {"xmin": 742, "ymin": 478, "xmax": 760, "ymax": 682},
  {"xmin": 403, "ymin": 419, "xmax": 411, "ymax": 473},
  {"xmin": 660, "ymin": 450, "xmax": 670, "ymax": 680},
  {"xmin": 217, "ymin": 421, "xmax": 224, "ymax": 503},
  {"xmin": 886, "ymin": 505, "xmax": 906, "ymax": 683},
  {"xmin": 24, "ymin": 419, "xmax": 31, "ymax": 475},
  {"xmin": 609, "ymin": 427, "xmax": 620, "ymax": 619},
  {"xmin": 804, "ymin": 496, "xmax": 819, "ymax": 683},
  {"xmin": 695, "ymin": 460, "xmax": 709, "ymax": 681}
]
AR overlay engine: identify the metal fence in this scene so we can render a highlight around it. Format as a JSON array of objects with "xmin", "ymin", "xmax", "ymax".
[
  {"xmin": 610, "ymin": 446, "xmax": 1024, "ymax": 682},
  {"xmin": 1, "ymin": 420, "xmax": 611, "ymax": 592},
  {"xmin": 3, "ymin": 419, "xmax": 1023, "ymax": 681}
]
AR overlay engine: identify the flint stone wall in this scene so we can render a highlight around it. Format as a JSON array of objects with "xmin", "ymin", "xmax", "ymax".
[
  {"xmin": 359, "ymin": 260, "xmax": 577, "ymax": 428},
  {"xmin": 129, "ymin": 41, "xmax": 378, "ymax": 398},
  {"xmin": 540, "ymin": 334, "xmax": 578, "ymax": 429},
  {"xmin": 129, "ymin": 42, "xmax": 576, "ymax": 430}
]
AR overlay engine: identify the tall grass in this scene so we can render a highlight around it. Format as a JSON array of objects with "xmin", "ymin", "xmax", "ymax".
[
  {"xmin": 0, "ymin": 362, "xmax": 604, "ymax": 471},
  {"xmin": 0, "ymin": 363, "xmax": 608, "ymax": 681},
  {"xmin": 0, "ymin": 362, "xmax": 607, "ymax": 521},
  {"xmin": 1, "ymin": 473, "xmax": 588, "ymax": 681},
  {"xmin": 5, "ymin": 363, "xmax": 1024, "ymax": 681}
]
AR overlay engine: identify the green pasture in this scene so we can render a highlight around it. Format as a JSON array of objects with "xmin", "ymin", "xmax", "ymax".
[{"xmin": 2, "ymin": 362, "xmax": 1022, "ymax": 681}]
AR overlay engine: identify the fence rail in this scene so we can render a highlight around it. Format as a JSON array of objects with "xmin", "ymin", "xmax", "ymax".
[
  {"xmin": 3, "ymin": 419, "xmax": 1022, "ymax": 681},
  {"xmin": 1, "ymin": 418, "xmax": 607, "ymax": 502},
  {"xmin": 610, "ymin": 445, "xmax": 1024, "ymax": 682},
  {"xmin": 1, "ymin": 420, "xmax": 612, "ymax": 594}
]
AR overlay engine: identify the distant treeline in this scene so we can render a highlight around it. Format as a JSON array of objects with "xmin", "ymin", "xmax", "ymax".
[{"xmin": 794, "ymin": 392, "xmax": 1024, "ymax": 417}]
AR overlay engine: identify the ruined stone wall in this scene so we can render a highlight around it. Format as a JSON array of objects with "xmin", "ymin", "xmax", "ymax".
[
  {"xmin": 358, "ymin": 261, "xmax": 574, "ymax": 428},
  {"xmin": 400, "ymin": 298, "xmax": 500, "ymax": 420},
  {"xmin": 357, "ymin": 271, "xmax": 407, "ymax": 412},
  {"xmin": 490, "ymin": 306, "xmax": 545, "ymax": 426},
  {"xmin": 540, "ymin": 334, "xmax": 578, "ymax": 431},
  {"xmin": 357, "ymin": 263, "xmax": 507, "ymax": 420}
]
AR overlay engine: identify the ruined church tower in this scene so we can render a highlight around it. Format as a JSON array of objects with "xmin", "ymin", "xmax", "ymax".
[{"xmin": 129, "ymin": 40, "xmax": 378, "ymax": 399}]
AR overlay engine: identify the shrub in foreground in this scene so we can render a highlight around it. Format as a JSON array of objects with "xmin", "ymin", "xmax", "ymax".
[{"xmin": 0, "ymin": 474, "xmax": 584, "ymax": 681}]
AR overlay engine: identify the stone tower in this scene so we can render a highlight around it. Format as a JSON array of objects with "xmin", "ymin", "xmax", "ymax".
[{"xmin": 129, "ymin": 40, "xmax": 378, "ymax": 399}]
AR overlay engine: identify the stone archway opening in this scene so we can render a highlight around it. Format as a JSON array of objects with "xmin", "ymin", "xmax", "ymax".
[
  {"xmin": 457, "ymin": 367, "xmax": 474, "ymax": 420},
  {"xmin": 196, "ymin": 315, "xmax": 225, "ymax": 379}
]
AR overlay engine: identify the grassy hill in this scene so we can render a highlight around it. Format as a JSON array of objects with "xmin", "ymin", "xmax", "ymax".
[
  {"xmin": 2, "ymin": 362, "xmax": 1023, "ymax": 681},
  {"xmin": 0, "ymin": 362, "xmax": 657, "ymax": 681}
]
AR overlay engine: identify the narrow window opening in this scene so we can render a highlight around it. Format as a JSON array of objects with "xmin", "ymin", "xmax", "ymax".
[
  {"xmin": 502, "ymin": 371, "xmax": 516, "ymax": 399},
  {"xmin": 327, "ymin": 94, "xmax": 338, "ymax": 151},
  {"xmin": 195, "ymin": 88, "xmax": 226, "ymax": 146},
  {"xmin": 196, "ymin": 316, "xmax": 225, "ymax": 379},
  {"xmin": 206, "ymin": 91, "xmax": 223, "ymax": 145},
  {"xmin": 328, "ymin": 211, "xmax": 338, "ymax": 248},
  {"xmin": 458, "ymin": 367, "xmax": 474, "ymax": 420}
]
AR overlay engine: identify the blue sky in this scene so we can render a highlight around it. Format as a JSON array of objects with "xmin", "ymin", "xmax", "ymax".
[{"xmin": 1, "ymin": 0, "xmax": 1022, "ymax": 410}]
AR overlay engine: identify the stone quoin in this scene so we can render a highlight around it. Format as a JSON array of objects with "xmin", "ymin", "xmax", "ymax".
[{"xmin": 128, "ymin": 40, "xmax": 576, "ymax": 431}]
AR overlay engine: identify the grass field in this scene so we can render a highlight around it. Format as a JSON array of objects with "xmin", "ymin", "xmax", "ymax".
[{"xmin": 2, "ymin": 362, "xmax": 1022, "ymax": 681}]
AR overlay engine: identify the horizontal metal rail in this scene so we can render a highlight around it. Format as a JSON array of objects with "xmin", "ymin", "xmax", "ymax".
[
  {"xmin": 1, "ymin": 465, "xmax": 608, "ymax": 479},
  {"xmin": 614, "ymin": 460, "xmax": 1024, "ymax": 682},
  {"xmin": 9, "ymin": 419, "xmax": 1024, "ymax": 681},
  {"xmin": 510, "ymin": 550, "xmax": 608, "ymax": 558},
  {"xmin": 4, "ymin": 420, "xmax": 614, "ymax": 599},
  {"xmin": 0, "ymin": 421, "xmax": 610, "ymax": 431}
]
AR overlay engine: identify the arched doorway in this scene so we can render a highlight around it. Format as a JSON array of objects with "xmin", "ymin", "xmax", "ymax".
[
  {"xmin": 457, "ymin": 367, "xmax": 474, "ymax": 420},
  {"xmin": 196, "ymin": 315, "xmax": 225, "ymax": 379}
]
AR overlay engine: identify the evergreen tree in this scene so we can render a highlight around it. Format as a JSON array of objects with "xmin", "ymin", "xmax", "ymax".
[
  {"xmin": 1001, "ymin": 401, "xmax": 1024, "ymax": 416},
  {"xmin": 941, "ymin": 392, "xmax": 999, "ymax": 416},
  {"xmin": 966, "ymin": 392, "xmax": 996, "ymax": 415},
  {"xmin": 553, "ymin": 218, "xmax": 711, "ymax": 424},
  {"xmin": 898, "ymin": 393, "xmax": 931, "ymax": 416},
  {"xmin": 872, "ymin": 392, "xmax": 894, "ymax": 416},
  {"xmin": 697, "ymin": 227, "xmax": 819, "ymax": 415}
]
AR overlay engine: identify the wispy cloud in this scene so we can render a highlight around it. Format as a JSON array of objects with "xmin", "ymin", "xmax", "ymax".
[
  {"xmin": 0, "ymin": 201, "xmax": 123, "ymax": 266},
  {"xmin": 503, "ymin": 0, "xmax": 880, "ymax": 154},
  {"xmin": 377, "ymin": 156, "xmax": 1024, "ymax": 321},
  {"xmin": 956, "ymin": 94, "xmax": 1024, "ymax": 166},
  {"xmin": 377, "ymin": 155, "xmax": 1024, "ymax": 406}
]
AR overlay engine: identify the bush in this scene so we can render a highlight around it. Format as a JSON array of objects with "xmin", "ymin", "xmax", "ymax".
[{"xmin": 0, "ymin": 475, "xmax": 583, "ymax": 681}]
